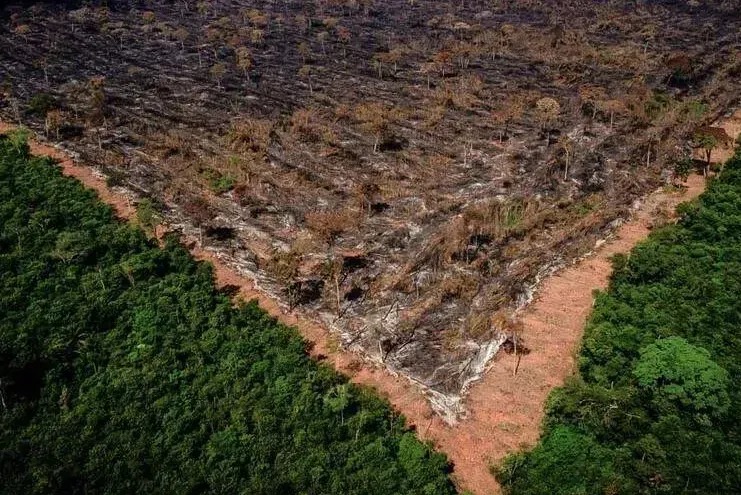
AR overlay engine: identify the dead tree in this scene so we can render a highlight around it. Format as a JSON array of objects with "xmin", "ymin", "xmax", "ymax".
[
  {"xmin": 235, "ymin": 46, "xmax": 252, "ymax": 78},
  {"xmin": 535, "ymin": 97, "xmax": 561, "ymax": 145}
]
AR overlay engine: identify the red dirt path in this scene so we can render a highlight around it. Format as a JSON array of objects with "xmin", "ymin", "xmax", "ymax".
[{"xmin": 3, "ymin": 113, "xmax": 738, "ymax": 494}]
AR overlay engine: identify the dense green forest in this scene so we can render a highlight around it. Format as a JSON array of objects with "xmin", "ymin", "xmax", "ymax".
[
  {"xmin": 498, "ymin": 149, "xmax": 741, "ymax": 494},
  {"xmin": 0, "ymin": 132, "xmax": 456, "ymax": 495}
]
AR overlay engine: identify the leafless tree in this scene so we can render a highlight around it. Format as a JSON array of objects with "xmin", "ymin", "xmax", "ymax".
[
  {"xmin": 535, "ymin": 96, "xmax": 560, "ymax": 144},
  {"xmin": 557, "ymin": 135, "xmax": 575, "ymax": 180},
  {"xmin": 173, "ymin": 27, "xmax": 189, "ymax": 51},
  {"xmin": 210, "ymin": 62, "xmax": 226, "ymax": 88},
  {"xmin": 298, "ymin": 65, "xmax": 313, "ymax": 94},
  {"xmin": 336, "ymin": 26, "xmax": 351, "ymax": 58},
  {"xmin": 235, "ymin": 46, "xmax": 252, "ymax": 77},
  {"xmin": 45, "ymin": 109, "xmax": 64, "ymax": 139},
  {"xmin": 297, "ymin": 42, "xmax": 311, "ymax": 64}
]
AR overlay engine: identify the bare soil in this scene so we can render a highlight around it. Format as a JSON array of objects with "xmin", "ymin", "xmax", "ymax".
[
  {"xmin": 2, "ymin": 1, "xmax": 740, "ymax": 418},
  {"xmin": 710, "ymin": 110, "xmax": 741, "ymax": 163},
  {"xmin": 6, "ymin": 108, "xmax": 738, "ymax": 493}
]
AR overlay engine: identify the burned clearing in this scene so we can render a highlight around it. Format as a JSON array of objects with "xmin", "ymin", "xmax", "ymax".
[{"xmin": 1, "ymin": 0, "xmax": 740, "ymax": 419}]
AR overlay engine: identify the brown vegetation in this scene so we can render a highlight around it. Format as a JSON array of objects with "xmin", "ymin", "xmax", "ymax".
[{"xmin": 1, "ymin": 0, "xmax": 739, "ymax": 424}]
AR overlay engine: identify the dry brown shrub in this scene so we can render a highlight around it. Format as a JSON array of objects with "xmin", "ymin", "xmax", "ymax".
[
  {"xmin": 417, "ymin": 198, "xmax": 540, "ymax": 271},
  {"xmin": 182, "ymin": 196, "xmax": 213, "ymax": 226},
  {"xmin": 126, "ymin": 65, "xmax": 144, "ymax": 76},
  {"xmin": 333, "ymin": 103, "xmax": 353, "ymax": 121},
  {"xmin": 351, "ymin": 182, "xmax": 381, "ymax": 212},
  {"xmin": 458, "ymin": 74, "xmax": 484, "ymax": 96},
  {"xmin": 290, "ymin": 233, "xmax": 321, "ymax": 260},
  {"xmin": 220, "ymin": 154, "xmax": 256, "ymax": 183},
  {"xmin": 431, "ymin": 83, "xmax": 477, "ymax": 110},
  {"xmin": 14, "ymin": 24, "xmax": 31, "ymax": 35},
  {"xmin": 149, "ymin": 130, "xmax": 195, "ymax": 160},
  {"xmin": 231, "ymin": 183, "xmax": 254, "ymax": 207},
  {"xmin": 289, "ymin": 108, "xmax": 336, "ymax": 144},
  {"xmin": 435, "ymin": 216, "xmax": 469, "ymax": 264},
  {"xmin": 491, "ymin": 309, "xmax": 520, "ymax": 333},
  {"xmin": 464, "ymin": 311, "xmax": 492, "ymax": 339},
  {"xmin": 353, "ymin": 103, "xmax": 405, "ymax": 150},
  {"xmin": 462, "ymin": 198, "xmax": 539, "ymax": 240},
  {"xmin": 427, "ymin": 153, "xmax": 454, "ymax": 171},
  {"xmin": 265, "ymin": 248, "xmax": 301, "ymax": 283},
  {"xmin": 434, "ymin": 272, "xmax": 479, "ymax": 303},
  {"xmin": 377, "ymin": 180, "xmax": 409, "ymax": 200},
  {"xmin": 289, "ymin": 108, "xmax": 317, "ymax": 136},
  {"xmin": 535, "ymin": 97, "xmax": 561, "ymax": 128},
  {"xmin": 421, "ymin": 104, "xmax": 446, "ymax": 129},
  {"xmin": 345, "ymin": 359, "xmax": 364, "ymax": 374},
  {"xmin": 305, "ymin": 208, "xmax": 362, "ymax": 242},
  {"xmin": 226, "ymin": 118, "xmax": 272, "ymax": 154}
]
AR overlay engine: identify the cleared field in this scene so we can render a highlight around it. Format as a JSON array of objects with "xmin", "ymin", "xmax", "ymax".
[{"xmin": 1, "ymin": 0, "xmax": 739, "ymax": 418}]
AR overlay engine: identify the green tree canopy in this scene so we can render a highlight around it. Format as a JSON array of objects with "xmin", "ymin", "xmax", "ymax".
[{"xmin": 634, "ymin": 336, "xmax": 730, "ymax": 421}]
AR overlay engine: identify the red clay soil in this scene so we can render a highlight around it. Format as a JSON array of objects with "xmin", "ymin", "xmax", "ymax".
[
  {"xmin": 710, "ymin": 110, "xmax": 741, "ymax": 164},
  {"xmin": 3, "ymin": 114, "xmax": 739, "ymax": 494}
]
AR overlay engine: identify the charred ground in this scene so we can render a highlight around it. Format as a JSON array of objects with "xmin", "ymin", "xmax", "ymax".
[{"xmin": 1, "ymin": 0, "xmax": 739, "ymax": 418}]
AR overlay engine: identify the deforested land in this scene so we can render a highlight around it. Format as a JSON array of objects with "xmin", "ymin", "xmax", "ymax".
[{"xmin": 1, "ymin": 1, "xmax": 739, "ymax": 417}]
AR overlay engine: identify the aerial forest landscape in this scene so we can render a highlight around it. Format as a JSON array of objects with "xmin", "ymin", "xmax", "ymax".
[{"xmin": 1, "ymin": 0, "xmax": 740, "ymax": 494}]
